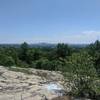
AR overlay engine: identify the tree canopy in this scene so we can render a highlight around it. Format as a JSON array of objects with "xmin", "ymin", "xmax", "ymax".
[{"xmin": 0, "ymin": 41, "xmax": 99, "ymax": 97}]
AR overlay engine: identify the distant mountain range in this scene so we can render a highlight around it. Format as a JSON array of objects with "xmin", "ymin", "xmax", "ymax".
[{"xmin": 0, "ymin": 43, "xmax": 88, "ymax": 48}]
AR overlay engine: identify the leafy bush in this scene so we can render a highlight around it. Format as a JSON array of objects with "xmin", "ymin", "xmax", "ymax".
[
  {"xmin": 62, "ymin": 51, "xmax": 97, "ymax": 97},
  {"xmin": 0, "ymin": 54, "xmax": 15, "ymax": 66}
]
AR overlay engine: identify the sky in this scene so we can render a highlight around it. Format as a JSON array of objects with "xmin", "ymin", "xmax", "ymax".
[{"xmin": 0, "ymin": 0, "xmax": 100, "ymax": 44}]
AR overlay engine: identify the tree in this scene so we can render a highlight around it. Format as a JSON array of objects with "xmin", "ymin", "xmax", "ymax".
[
  {"xmin": 0, "ymin": 54, "xmax": 15, "ymax": 66},
  {"xmin": 4, "ymin": 56, "xmax": 15, "ymax": 66},
  {"xmin": 87, "ymin": 40, "xmax": 100, "ymax": 76},
  {"xmin": 56, "ymin": 43, "xmax": 71, "ymax": 59},
  {"xmin": 87, "ymin": 40, "xmax": 100, "ymax": 56},
  {"xmin": 19, "ymin": 42, "xmax": 29, "ymax": 62},
  {"xmin": 5, "ymin": 47, "xmax": 19, "ymax": 65},
  {"xmin": 62, "ymin": 51, "xmax": 97, "ymax": 97},
  {"xmin": 33, "ymin": 49, "xmax": 41, "ymax": 60},
  {"xmin": 25, "ymin": 48, "xmax": 43, "ymax": 66}
]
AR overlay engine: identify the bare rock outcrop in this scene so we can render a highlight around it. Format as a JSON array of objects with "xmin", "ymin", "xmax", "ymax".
[{"xmin": 0, "ymin": 66, "xmax": 64, "ymax": 100}]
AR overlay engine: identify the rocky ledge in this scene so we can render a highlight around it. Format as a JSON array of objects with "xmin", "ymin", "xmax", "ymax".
[{"xmin": 0, "ymin": 66, "xmax": 66, "ymax": 100}]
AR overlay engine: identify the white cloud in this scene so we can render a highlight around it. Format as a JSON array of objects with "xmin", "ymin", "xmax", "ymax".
[
  {"xmin": 59, "ymin": 31, "xmax": 100, "ymax": 44},
  {"xmin": 29, "ymin": 31, "xmax": 100, "ymax": 44},
  {"xmin": 0, "ymin": 31, "xmax": 100, "ymax": 44}
]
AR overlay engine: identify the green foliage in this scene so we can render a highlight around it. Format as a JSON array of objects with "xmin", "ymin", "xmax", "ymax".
[
  {"xmin": 87, "ymin": 40, "xmax": 100, "ymax": 76},
  {"xmin": 0, "ymin": 54, "xmax": 15, "ymax": 66},
  {"xmin": 17, "ymin": 60, "xmax": 29, "ymax": 68},
  {"xmin": 4, "ymin": 56, "xmax": 15, "ymax": 66},
  {"xmin": 0, "ymin": 41, "xmax": 99, "ymax": 97},
  {"xmin": 30, "ymin": 59, "xmax": 64, "ymax": 71},
  {"xmin": 56, "ymin": 43, "xmax": 71, "ymax": 58},
  {"xmin": 19, "ymin": 42, "xmax": 29, "ymax": 62},
  {"xmin": 63, "ymin": 51, "xmax": 97, "ymax": 96}
]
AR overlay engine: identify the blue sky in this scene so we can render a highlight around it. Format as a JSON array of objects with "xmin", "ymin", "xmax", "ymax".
[{"xmin": 0, "ymin": 0, "xmax": 100, "ymax": 44}]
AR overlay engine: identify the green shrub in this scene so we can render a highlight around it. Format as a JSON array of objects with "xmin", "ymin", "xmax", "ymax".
[
  {"xmin": 62, "ymin": 51, "xmax": 97, "ymax": 96},
  {"xmin": 0, "ymin": 54, "xmax": 15, "ymax": 67},
  {"xmin": 4, "ymin": 56, "xmax": 15, "ymax": 66}
]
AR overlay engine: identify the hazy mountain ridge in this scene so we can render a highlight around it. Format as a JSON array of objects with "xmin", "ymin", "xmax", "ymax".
[{"xmin": 0, "ymin": 43, "xmax": 88, "ymax": 48}]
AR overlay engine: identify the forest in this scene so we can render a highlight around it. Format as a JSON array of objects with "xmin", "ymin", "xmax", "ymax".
[{"xmin": 0, "ymin": 40, "xmax": 100, "ymax": 98}]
